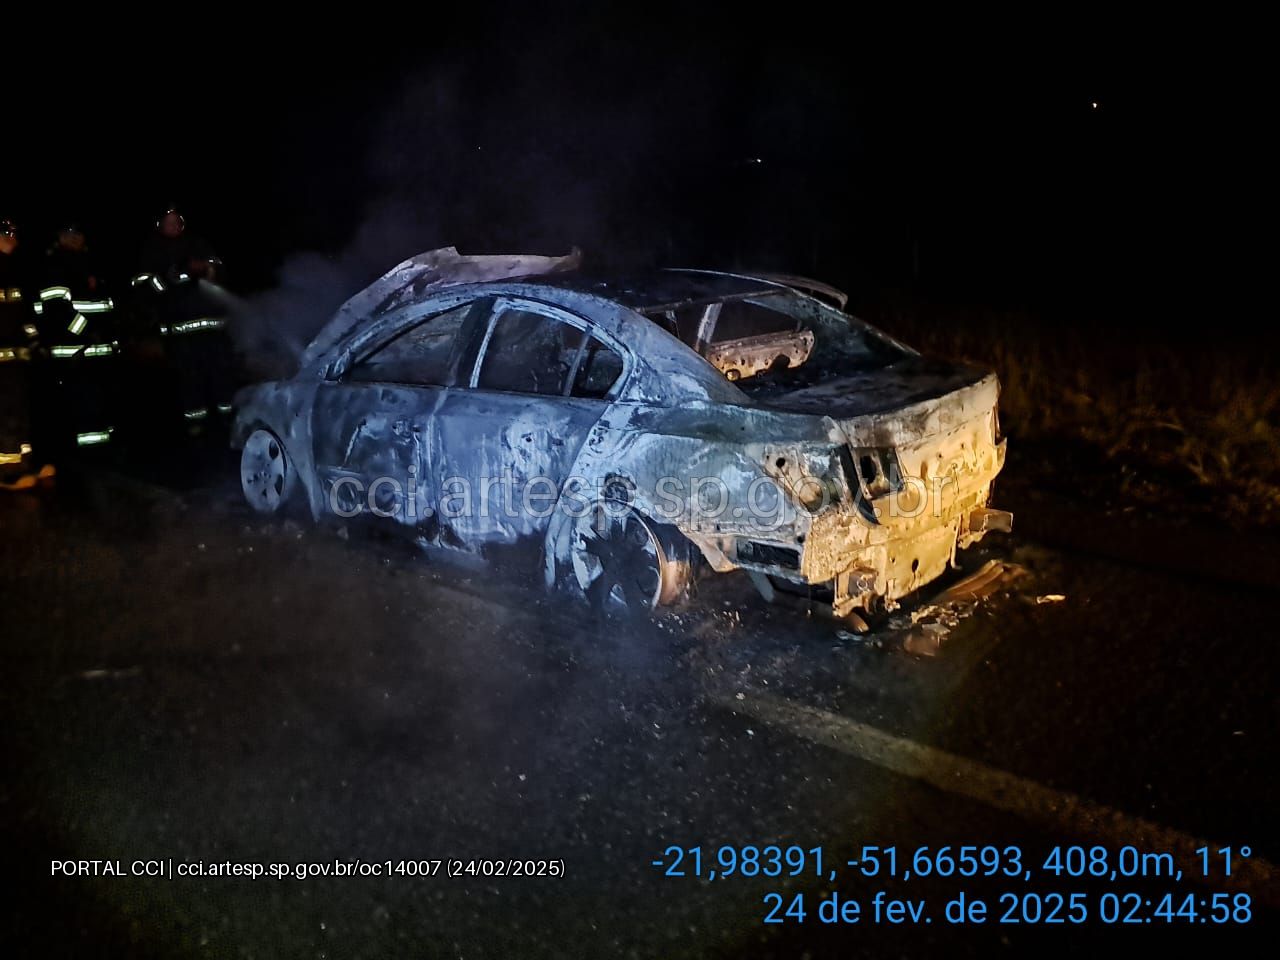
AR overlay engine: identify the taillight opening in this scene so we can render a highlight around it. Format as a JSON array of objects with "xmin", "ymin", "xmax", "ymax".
[{"xmin": 853, "ymin": 446, "xmax": 902, "ymax": 500}]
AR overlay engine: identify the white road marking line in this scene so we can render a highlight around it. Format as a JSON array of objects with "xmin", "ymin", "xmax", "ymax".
[{"xmin": 719, "ymin": 692, "xmax": 1276, "ymax": 903}]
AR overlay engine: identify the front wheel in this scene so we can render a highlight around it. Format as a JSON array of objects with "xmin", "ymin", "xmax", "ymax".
[{"xmin": 240, "ymin": 428, "xmax": 296, "ymax": 514}]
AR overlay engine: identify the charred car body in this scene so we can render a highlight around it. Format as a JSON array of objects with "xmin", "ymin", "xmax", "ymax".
[{"xmin": 233, "ymin": 248, "xmax": 1010, "ymax": 618}]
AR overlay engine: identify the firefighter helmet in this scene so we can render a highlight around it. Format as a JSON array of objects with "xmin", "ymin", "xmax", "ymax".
[{"xmin": 156, "ymin": 206, "xmax": 185, "ymax": 232}]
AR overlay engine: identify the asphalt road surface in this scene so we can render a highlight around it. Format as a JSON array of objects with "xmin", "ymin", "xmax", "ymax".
[{"xmin": 2, "ymin": 438, "xmax": 1276, "ymax": 957}]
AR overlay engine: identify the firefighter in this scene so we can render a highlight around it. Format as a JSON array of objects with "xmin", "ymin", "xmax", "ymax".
[
  {"xmin": 0, "ymin": 217, "xmax": 26, "ymax": 337},
  {"xmin": 0, "ymin": 218, "xmax": 28, "ymax": 342},
  {"xmin": 44, "ymin": 223, "xmax": 100, "ymax": 296},
  {"xmin": 0, "ymin": 218, "xmax": 53, "ymax": 490},
  {"xmin": 139, "ymin": 206, "xmax": 221, "ymax": 287},
  {"xmin": 36, "ymin": 223, "xmax": 118, "ymax": 459},
  {"xmin": 132, "ymin": 206, "xmax": 235, "ymax": 435},
  {"xmin": 37, "ymin": 223, "xmax": 112, "ymax": 344}
]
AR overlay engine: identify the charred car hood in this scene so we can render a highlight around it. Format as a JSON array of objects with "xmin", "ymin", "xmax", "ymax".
[{"xmin": 751, "ymin": 357, "xmax": 992, "ymax": 419}]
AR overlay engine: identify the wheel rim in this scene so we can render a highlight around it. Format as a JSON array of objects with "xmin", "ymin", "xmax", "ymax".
[
  {"xmin": 582, "ymin": 504, "xmax": 664, "ymax": 615},
  {"xmin": 241, "ymin": 429, "xmax": 288, "ymax": 513}
]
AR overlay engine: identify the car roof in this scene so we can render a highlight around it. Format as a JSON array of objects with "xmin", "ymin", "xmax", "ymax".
[{"xmin": 515, "ymin": 269, "xmax": 786, "ymax": 312}]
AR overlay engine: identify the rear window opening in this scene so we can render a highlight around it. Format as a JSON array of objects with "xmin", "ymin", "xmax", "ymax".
[
  {"xmin": 642, "ymin": 291, "xmax": 908, "ymax": 393},
  {"xmin": 708, "ymin": 300, "xmax": 798, "ymax": 342}
]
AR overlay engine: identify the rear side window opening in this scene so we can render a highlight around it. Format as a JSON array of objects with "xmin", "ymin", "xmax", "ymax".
[{"xmin": 475, "ymin": 306, "xmax": 625, "ymax": 399}]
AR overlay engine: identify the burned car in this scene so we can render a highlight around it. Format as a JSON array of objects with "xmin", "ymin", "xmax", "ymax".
[{"xmin": 233, "ymin": 248, "xmax": 1009, "ymax": 620}]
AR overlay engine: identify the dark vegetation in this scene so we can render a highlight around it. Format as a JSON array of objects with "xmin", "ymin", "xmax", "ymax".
[{"xmin": 872, "ymin": 298, "xmax": 1280, "ymax": 527}]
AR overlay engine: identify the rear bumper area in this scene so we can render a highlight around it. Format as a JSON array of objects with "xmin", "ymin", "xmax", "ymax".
[
  {"xmin": 818, "ymin": 438, "xmax": 1009, "ymax": 615},
  {"xmin": 743, "ymin": 502, "xmax": 1012, "ymax": 619},
  {"xmin": 822, "ymin": 503, "xmax": 1013, "ymax": 616},
  {"xmin": 733, "ymin": 438, "xmax": 1009, "ymax": 617}
]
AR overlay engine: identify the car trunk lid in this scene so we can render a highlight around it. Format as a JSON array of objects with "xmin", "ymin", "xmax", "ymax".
[{"xmin": 751, "ymin": 357, "xmax": 992, "ymax": 426}]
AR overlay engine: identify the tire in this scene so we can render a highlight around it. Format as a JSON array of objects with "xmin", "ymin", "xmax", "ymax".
[
  {"xmin": 575, "ymin": 501, "xmax": 691, "ymax": 617},
  {"xmin": 240, "ymin": 428, "xmax": 296, "ymax": 514}
]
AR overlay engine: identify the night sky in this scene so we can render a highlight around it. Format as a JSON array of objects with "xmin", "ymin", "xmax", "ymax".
[{"xmin": 5, "ymin": 12, "xmax": 1256, "ymax": 327}]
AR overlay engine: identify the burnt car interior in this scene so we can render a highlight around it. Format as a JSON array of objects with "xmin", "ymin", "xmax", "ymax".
[
  {"xmin": 348, "ymin": 301, "xmax": 475, "ymax": 386},
  {"xmin": 345, "ymin": 296, "xmax": 626, "ymax": 401},
  {"xmin": 637, "ymin": 287, "xmax": 911, "ymax": 393},
  {"xmin": 475, "ymin": 307, "xmax": 624, "ymax": 399}
]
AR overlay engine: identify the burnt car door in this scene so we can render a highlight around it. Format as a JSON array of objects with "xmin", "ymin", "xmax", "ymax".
[
  {"xmin": 310, "ymin": 299, "xmax": 488, "ymax": 533},
  {"xmin": 432, "ymin": 297, "xmax": 627, "ymax": 547}
]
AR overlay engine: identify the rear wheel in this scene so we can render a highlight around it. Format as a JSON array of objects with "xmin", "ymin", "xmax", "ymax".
[
  {"xmin": 576, "ymin": 503, "xmax": 688, "ymax": 616},
  {"xmin": 240, "ymin": 428, "xmax": 295, "ymax": 514}
]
